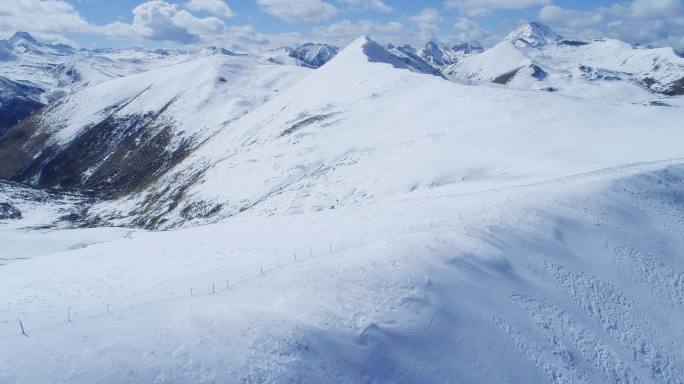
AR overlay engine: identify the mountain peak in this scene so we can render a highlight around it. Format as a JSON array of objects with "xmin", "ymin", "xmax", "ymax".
[
  {"xmin": 506, "ymin": 22, "xmax": 563, "ymax": 48},
  {"xmin": 9, "ymin": 32, "xmax": 39, "ymax": 45},
  {"xmin": 452, "ymin": 41, "xmax": 483, "ymax": 54},
  {"xmin": 333, "ymin": 35, "xmax": 408, "ymax": 70}
]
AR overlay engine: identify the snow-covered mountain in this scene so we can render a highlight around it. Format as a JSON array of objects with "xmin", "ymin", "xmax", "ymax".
[
  {"xmin": 264, "ymin": 43, "xmax": 340, "ymax": 69},
  {"xmin": 506, "ymin": 21, "xmax": 564, "ymax": 48},
  {"xmin": 289, "ymin": 43, "xmax": 339, "ymax": 68},
  {"xmin": 444, "ymin": 22, "xmax": 684, "ymax": 100},
  {"xmin": 417, "ymin": 40, "xmax": 483, "ymax": 68},
  {"xmin": 0, "ymin": 32, "xmax": 192, "ymax": 135},
  {"xmin": 0, "ymin": 52, "xmax": 309, "ymax": 196},
  {"xmin": 78, "ymin": 36, "xmax": 683, "ymax": 230}
]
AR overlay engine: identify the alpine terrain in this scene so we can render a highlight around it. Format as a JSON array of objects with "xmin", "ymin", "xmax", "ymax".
[{"xmin": 1, "ymin": 19, "xmax": 684, "ymax": 384}]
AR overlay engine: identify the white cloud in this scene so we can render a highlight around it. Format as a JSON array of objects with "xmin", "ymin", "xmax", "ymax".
[
  {"xmin": 184, "ymin": 0, "xmax": 235, "ymax": 18},
  {"xmin": 537, "ymin": 1, "xmax": 684, "ymax": 48},
  {"xmin": 312, "ymin": 19, "xmax": 412, "ymax": 46},
  {"xmin": 138, "ymin": 1, "xmax": 224, "ymax": 43},
  {"xmin": 444, "ymin": 0, "xmax": 550, "ymax": 17},
  {"xmin": 0, "ymin": 0, "xmax": 91, "ymax": 43},
  {"xmin": 257, "ymin": 0, "xmax": 338, "ymax": 23},
  {"xmin": 100, "ymin": 1, "xmax": 227, "ymax": 44},
  {"xmin": 410, "ymin": 8, "xmax": 442, "ymax": 35},
  {"xmin": 630, "ymin": 0, "xmax": 682, "ymax": 19},
  {"xmin": 339, "ymin": 0, "xmax": 393, "ymax": 12},
  {"xmin": 539, "ymin": 5, "xmax": 603, "ymax": 29},
  {"xmin": 453, "ymin": 17, "xmax": 492, "ymax": 41}
]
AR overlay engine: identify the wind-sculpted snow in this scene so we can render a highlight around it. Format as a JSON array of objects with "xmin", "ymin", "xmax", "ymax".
[{"xmin": 2, "ymin": 157, "xmax": 684, "ymax": 382}]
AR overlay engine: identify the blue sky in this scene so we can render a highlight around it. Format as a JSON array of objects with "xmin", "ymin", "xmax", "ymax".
[{"xmin": 1, "ymin": 0, "xmax": 683, "ymax": 49}]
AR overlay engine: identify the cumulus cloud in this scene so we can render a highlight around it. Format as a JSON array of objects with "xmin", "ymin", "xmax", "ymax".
[
  {"xmin": 100, "ymin": 1, "xmax": 226, "ymax": 44},
  {"xmin": 410, "ymin": 8, "xmax": 442, "ymax": 35},
  {"xmin": 538, "ymin": 0, "xmax": 684, "ymax": 48},
  {"xmin": 453, "ymin": 17, "xmax": 493, "ymax": 42},
  {"xmin": 444, "ymin": 0, "xmax": 550, "ymax": 17},
  {"xmin": 339, "ymin": 0, "xmax": 393, "ymax": 12},
  {"xmin": 630, "ymin": 0, "xmax": 682, "ymax": 19},
  {"xmin": 184, "ymin": 0, "xmax": 235, "ymax": 18},
  {"xmin": 0, "ymin": 0, "xmax": 91, "ymax": 43},
  {"xmin": 312, "ymin": 19, "xmax": 412, "ymax": 46},
  {"xmin": 257, "ymin": 0, "xmax": 338, "ymax": 23},
  {"xmin": 539, "ymin": 5, "xmax": 604, "ymax": 29}
]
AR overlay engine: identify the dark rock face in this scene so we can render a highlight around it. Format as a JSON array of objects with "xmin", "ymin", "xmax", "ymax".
[
  {"xmin": 0, "ymin": 202, "xmax": 21, "ymax": 220},
  {"xmin": 452, "ymin": 41, "xmax": 483, "ymax": 54},
  {"xmin": 492, "ymin": 67, "xmax": 522, "ymax": 85},
  {"xmin": 0, "ymin": 95, "xmax": 44, "ymax": 136},
  {"xmin": 531, "ymin": 65, "xmax": 548, "ymax": 80},
  {"xmin": 579, "ymin": 65, "xmax": 623, "ymax": 81},
  {"xmin": 0, "ymin": 76, "xmax": 45, "ymax": 135},
  {"xmin": 556, "ymin": 39, "xmax": 590, "ymax": 47},
  {"xmin": 661, "ymin": 77, "xmax": 684, "ymax": 96},
  {"xmin": 289, "ymin": 43, "xmax": 339, "ymax": 68},
  {"xmin": 0, "ymin": 96, "xmax": 192, "ymax": 198}
]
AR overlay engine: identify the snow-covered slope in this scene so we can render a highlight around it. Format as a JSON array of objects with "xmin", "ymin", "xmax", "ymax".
[
  {"xmin": 86, "ymin": 36, "xmax": 684, "ymax": 229},
  {"xmin": 2, "ymin": 126, "xmax": 684, "ymax": 384},
  {"xmin": 0, "ymin": 53, "xmax": 309, "ymax": 195}
]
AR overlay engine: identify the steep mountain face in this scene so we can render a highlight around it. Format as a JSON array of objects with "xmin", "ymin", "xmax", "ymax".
[
  {"xmin": 85, "ymin": 36, "xmax": 684, "ymax": 229},
  {"xmin": 418, "ymin": 41, "xmax": 457, "ymax": 68},
  {"xmin": 288, "ymin": 43, "xmax": 339, "ymax": 68},
  {"xmin": 417, "ymin": 41, "xmax": 483, "ymax": 69},
  {"xmin": 453, "ymin": 40, "xmax": 483, "ymax": 55},
  {"xmin": 0, "ymin": 76, "xmax": 44, "ymax": 135},
  {"xmin": 0, "ymin": 54, "xmax": 309, "ymax": 196},
  {"xmin": 444, "ymin": 23, "xmax": 684, "ymax": 100},
  {"xmin": 506, "ymin": 21, "xmax": 564, "ymax": 48}
]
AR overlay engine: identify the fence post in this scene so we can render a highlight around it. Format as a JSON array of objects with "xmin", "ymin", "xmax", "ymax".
[
  {"xmin": 67, "ymin": 306, "xmax": 72, "ymax": 322},
  {"xmin": 294, "ymin": 252, "xmax": 297, "ymax": 262},
  {"xmin": 190, "ymin": 288, "xmax": 194, "ymax": 297},
  {"xmin": 226, "ymin": 279, "xmax": 230, "ymax": 289},
  {"xmin": 260, "ymin": 266, "xmax": 264, "ymax": 275},
  {"xmin": 19, "ymin": 320, "xmax": 28, "ymax": 337},
  {"xmin": 212, "ymin": 283, "xmax": 216, "ymax": 294}
]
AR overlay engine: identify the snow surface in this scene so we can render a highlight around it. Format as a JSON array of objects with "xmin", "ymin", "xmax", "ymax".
[{"xmin": 1, "ymin": 34, "xmax": 684, "ymax": 383}]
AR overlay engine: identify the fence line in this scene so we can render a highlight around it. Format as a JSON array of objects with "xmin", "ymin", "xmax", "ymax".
[{"xmin": 2, "ymin": 219, "xmax": 466, "ymax": 340}]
